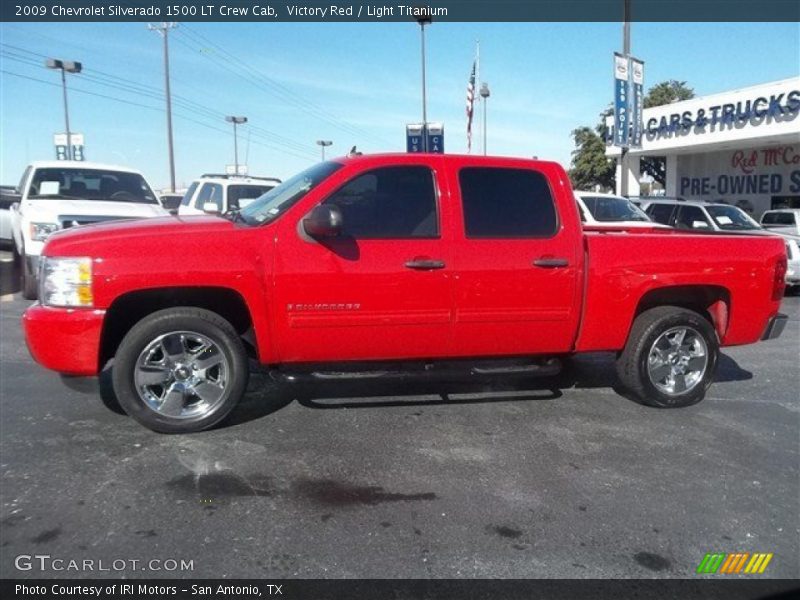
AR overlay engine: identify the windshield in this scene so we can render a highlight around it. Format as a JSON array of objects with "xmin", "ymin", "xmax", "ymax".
[
  {"xmin": 28, "ymin": 168, "xmax": 158, "ymax": 204},
  {"xmin": 706, "ymin": 205, "xmax": 761, "ymax": 230},
  {"xmin": 581, "ymin": 195, "xmax": 650, "ymax": 222},
  {"xmin": 239, "ymin": 161, "xmax": 343, "ymax": 225}
]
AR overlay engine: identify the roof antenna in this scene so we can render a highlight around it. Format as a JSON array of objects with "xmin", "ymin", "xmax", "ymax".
[{"xmin": 348, "ymin": 145, "xmax": 362, "ymax": 157}]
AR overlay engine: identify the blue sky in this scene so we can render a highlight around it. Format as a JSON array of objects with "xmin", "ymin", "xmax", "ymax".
[{"xmin": 1, "ymin": 21, "xmax": 798, "ymax": 190}]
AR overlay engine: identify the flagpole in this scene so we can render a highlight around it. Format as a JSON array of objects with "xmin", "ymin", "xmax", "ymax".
[{"xmin": 476, "ymin": 39, "xmax": 480, "ymax": 153}]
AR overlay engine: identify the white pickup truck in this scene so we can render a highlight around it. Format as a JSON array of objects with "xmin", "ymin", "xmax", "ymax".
[{"xmin": 10, "ymin": 161, "xmax": 168, "ymax": 299}]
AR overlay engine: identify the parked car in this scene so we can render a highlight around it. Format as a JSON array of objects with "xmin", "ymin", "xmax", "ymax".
[
  {"xmin": 574, "ymin": 191, "xmax": 668, "ymax": 229},
  {"xmin": 785, "ymin": 237, "xmax": 800, "ymax": 292},
  {"xmin": 10, "ymin": 161, "xmax": 168, "ymax": 299},
  {"xmin": 0, "ymin": 185, "xmax": 19, "ymax": 246},
  {"xmin": 23, "ymin": 154, "xmax": 787, "ymax": 433},
  {"xmin": 641, "ymin": 199, "xmax": 765, "ymax": 233},
  {"xmin": 178, "ymin": 175, "xmax": 281, "ymax": 216},
  {"xmin": 760, "ymin": 209, "xmax": 800, "ymax": 236}
]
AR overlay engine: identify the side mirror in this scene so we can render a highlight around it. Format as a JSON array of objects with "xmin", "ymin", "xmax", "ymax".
[
  {"xmin": 303, "ymin": 205, "xmax": 343, "ymax": 238},
  {"xmin": 202, "ymin": 202, "xmax": 220, "ymax": 214},
  {"xmin": 692, "ymin": 220, "xmax": 710, "ymax": 229}
]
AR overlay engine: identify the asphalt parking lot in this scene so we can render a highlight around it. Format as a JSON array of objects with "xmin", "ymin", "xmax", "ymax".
[{"xmin": 0, "ymin": 248, "xmax": 798, "ymax": 579}]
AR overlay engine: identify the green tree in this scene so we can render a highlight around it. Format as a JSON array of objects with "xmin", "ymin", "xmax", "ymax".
[
  {"xmin": 568, "ymin": 80, "xmax": 695, "ymax": 192},
  {"xmin": 568, "ymin": 124, "xmax": 616, "ymax": 192},
  {"xmin": 641, "ymin": 81, "xmax": 695, "ymax": 185},
  {"xmin": 644, "ymin": 80, "xmax": 695, "ymax": 109}
]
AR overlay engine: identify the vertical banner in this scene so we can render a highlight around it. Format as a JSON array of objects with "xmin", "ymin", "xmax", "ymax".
[
  {"xmin": 406, "ymin": 123, "xmax": 425, "ymax": 153},
  {"xmin": 613, "ymin": 52, "xmax": 630, "ymax": 147},
  {"xmin": 630, "ymin": 57, "xmax": 644, "ymax": 148}
]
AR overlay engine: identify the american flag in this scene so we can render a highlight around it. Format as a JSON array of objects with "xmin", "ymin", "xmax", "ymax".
[{"xmin": 466, "ymin": 60, "xmax": 476, "ymax": 153}]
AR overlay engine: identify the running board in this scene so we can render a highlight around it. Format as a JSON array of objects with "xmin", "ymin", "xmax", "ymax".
[{"xmin": 271, "ymin": 357, "xmax": 562, "ymax": 384}]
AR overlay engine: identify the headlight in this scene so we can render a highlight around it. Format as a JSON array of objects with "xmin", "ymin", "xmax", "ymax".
[
  {"xmin": 30, "ymin": 222, "xmax": 60, "ymax": 241},
  {"xmin": 39, "ymin": 257, "xmax": 93, "ymax": 307}
]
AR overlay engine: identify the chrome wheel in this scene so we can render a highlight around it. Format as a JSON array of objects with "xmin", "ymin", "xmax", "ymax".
[
  {"xmin": 134, "ymin": 331, "xmax": 229, "ymax": 419},
  {"xmin": 647, "ymin": 326, "xmax": 708, "ymax": 395}
]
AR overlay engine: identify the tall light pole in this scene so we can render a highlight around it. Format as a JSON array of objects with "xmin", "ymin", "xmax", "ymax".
[
  {"xmin": 148, "ymin": 22, "xmax": 177, "ymax": 193},
  {"xmin": 316, "ymin": 140, "xmax": 333, "ymax": 160},
  {"xmin": 619, "ymin": 0, "xmax": 631, "ymax": 197},
  {"xmin": 479, "ymin": 82, "xmax": 490, "ymax": 156},
  {"xmin": 414, "ymin": 10, "xmax": 432, "ymax": 151},
  {"xmin": 45, "ymin": 58, "xmax": 81, "ymax": 160},
  {"xmin": 225, "ymin": 116, "xmax": 248, "ymax": 174}
]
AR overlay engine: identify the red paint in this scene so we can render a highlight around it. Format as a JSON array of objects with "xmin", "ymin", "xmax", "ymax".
[{"xmin": 23, "ymin": 153, "xmax": 786, "ymax": 375}]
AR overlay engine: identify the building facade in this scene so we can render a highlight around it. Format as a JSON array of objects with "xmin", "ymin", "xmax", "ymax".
[{"xmin": 607, "ymin": 77, "xmax": 800, "ymax": 217}]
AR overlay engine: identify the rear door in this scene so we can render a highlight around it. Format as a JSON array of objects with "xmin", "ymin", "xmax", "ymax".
[
  {"xmin": 445, "ymin": 161, "xmax": 583, "ymax": 356},
  {"xmin": 272, "ymin": 159, "xmax": 454, "ymax": 363}
]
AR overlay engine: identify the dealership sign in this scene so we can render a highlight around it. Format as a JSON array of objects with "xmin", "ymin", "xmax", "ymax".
[
  {"xmin": 646, "ymin": 90, "xmax": 800, "ymax": 138},
  {"xmin": 678, "ymin": 145, "xmax": 800, "ymax": 197}
]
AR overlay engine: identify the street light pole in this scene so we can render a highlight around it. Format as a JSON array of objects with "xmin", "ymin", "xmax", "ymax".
[
  {"xmin": 414, "ymin": 11, "xmax": 432, "ymax": 151},
  {"xmin": 479, "ymin": 83, "xmax": 490, "ymax": 156},
  {"xmin": 46, "ymin": 58, "xmax": 82, "ymax": 161},
  {"xmin": 149, "ymin": 22, "xmax": 177, "ymax": 192},
  {"xmin": 619, "ymin": 0, "xmax": 631, "ymax": 197},
  {"xmin": 316, "ymin": 140, "xmax": 333, "ymax": 160},
  {"xmin": 225, "ymin": 116, "xmax": 248, "ymax": 174}
]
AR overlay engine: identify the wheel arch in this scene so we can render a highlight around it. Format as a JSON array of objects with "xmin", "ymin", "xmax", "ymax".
[
  {"xmin": 633, "ymin": 284, "xmax": 731, "ymax": 342},
  {"xmin": 99, "ymin": 286, "xmax": 259, "ymax": 370}
]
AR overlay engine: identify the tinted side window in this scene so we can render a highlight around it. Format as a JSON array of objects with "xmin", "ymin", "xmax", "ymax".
[
  {"xmin": 182, "ymin": 182, "xmax": 199, "ymax": 206},
  {"xmin": 646, "ymin": 203, "xmax": 675, "ymax": 225},
  {"xmin": 675, "ymin": 205, "xmax": 711, "ymax": 230},
  {"xmin": 195, "ymin": 183, "xmax": 223, "ymax": 211},
  {"xmin": 762, "ymin": 212, "xmax": 795, "ymax": 226},
  {"xmin": 323, "ymin": 166, "xmax": 438, "ymax": 238},
  {"xmin": 459, "ymin": 167, "xmax": 557, "ymax": 238}
]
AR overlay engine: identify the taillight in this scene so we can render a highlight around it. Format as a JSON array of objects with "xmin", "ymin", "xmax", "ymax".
[{"xmin": 773, "ymin": 256, "xmax": 787, "ymax": 301}]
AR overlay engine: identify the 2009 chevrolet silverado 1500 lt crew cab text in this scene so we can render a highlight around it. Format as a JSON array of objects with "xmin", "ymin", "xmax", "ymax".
[{"xmin": 23, "ymin": 154, "xmax": 788, "ymax": 433}]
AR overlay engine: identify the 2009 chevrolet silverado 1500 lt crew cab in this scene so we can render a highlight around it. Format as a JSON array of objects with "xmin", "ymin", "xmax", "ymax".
[{"xmin": 23, "ymin": 154, "xmax": 788, "ymax": 433}]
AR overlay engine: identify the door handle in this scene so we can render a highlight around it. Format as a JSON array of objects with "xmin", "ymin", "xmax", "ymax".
[
  {"xmin": 405, "ymin": 258, "xmax": 446, "ymax": 270},
  {"xmin": 533, "ymin": 257, "xmax": 569, "ymax": 268}
]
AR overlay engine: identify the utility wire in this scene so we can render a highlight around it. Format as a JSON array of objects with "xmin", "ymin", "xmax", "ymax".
[
  {"xmin": 174, "ymin": 25, "xmax": 395, "ymax": 148},
  {"xmin": 2, "ymin": 42, "xmax": 319, "ymax": 157},
  {"xmin": 1, "ymin": 67, "xmax": 318, "ymax": 162}
]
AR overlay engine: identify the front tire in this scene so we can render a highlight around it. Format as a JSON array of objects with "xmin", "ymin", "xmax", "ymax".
[
  {"xmin": 20, "ymin": 250, "xmax": 38, "ymax": 300},
  {"xmin": 112, "ymin": 307, "xmax": 249, "ymax": 433},
  {"xmin": 616, "ymin": 306, "xmax": 719, "ymax": 408}
]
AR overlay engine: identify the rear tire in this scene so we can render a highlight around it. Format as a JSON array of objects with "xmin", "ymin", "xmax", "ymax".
[
  {"xmin": 615, "ymin": 306, "xmax": 719, "ymax": 408},
  {"xmin": 112, "ymin": 307, "xmax": 249, "ymax": 433}
]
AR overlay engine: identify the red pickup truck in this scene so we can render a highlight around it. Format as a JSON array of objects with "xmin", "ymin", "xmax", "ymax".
[{"xmin": 23, "ymin": 154, "xmax": 788, "ymax": 433}]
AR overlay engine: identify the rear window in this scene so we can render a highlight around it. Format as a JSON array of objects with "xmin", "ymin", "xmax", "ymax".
[
  {"xmin": 580, "ymin": 195, "xmax": 649, "ymax": 222},
  {"xmin": 459, "ymin": 167, "xmax": 557, "ymax": 238},
  {"xmin": 761, "ymin": 212, "xmax": 796, "ymax": 226}
]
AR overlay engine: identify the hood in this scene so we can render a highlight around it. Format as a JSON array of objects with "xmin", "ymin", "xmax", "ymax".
[
  {"xmin": 24, "ymin": 198, "xmax": 168, "ymax": 220},
  {"xmin": 43, "ymin": 214, "xmax": 238, "ymax": 256}
]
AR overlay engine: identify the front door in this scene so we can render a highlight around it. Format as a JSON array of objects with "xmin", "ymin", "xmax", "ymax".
[
  {"xmin": 272, "ymin": 160, "xmax": 453, "ymax": 363},
  {"xmin": 445, "ymin": 162, "xmax": 582, "ymax": 357}
]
